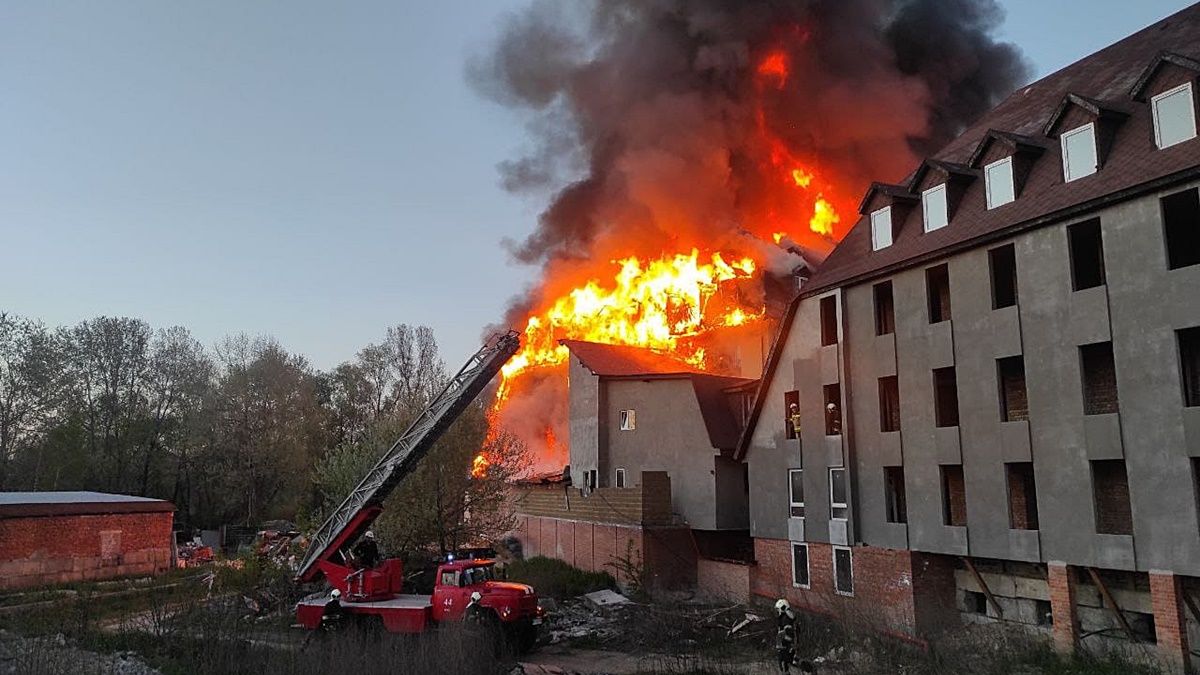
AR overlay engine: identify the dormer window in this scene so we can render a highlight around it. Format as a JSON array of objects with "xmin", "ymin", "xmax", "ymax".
[
  {"xmin": 922, "ymin": 184, "xmax": 949, "ymax": 232},
  {"xmin": 985, "ymin": 157, "xmax": 1015, "ymax": 209},
  {"xmin": 1152, "ymin": 82, "xmax": 1197, "ymax": 149},
  {"xmin": 1061, "ymin": 123, "xmax": 1098, "ymax": 182},
  {"xmin": 870, "ymin": 207, "xmax": 893, "ymax": 250}
]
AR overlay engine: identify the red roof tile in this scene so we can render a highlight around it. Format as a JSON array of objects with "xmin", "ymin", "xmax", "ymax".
[{"xmin": 560, "ymin": 339, "xmax": 702, "ymax": 377}]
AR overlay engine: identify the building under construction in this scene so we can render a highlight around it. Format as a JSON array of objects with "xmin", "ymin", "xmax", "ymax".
[{"xmin": 515, "ymin": 5, "xmax": 1200, "ymax": 672}]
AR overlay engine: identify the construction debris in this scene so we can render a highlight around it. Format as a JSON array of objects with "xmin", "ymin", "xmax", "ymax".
[
  {"xmin": 582, "ymin": 589, "xmax": 630, "ymax": 611},
  {"xmin": 0, "ymin": 629, "xmax": 160, "ymax": 675}
]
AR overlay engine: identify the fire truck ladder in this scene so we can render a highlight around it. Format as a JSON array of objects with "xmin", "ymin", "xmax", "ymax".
[{"xmin": 295, "ymin": 330, "xmax": 520, "ymax": 583}]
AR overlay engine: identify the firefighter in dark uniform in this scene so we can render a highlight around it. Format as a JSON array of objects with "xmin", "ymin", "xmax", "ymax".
[
  {"xmin": 775, "ymin": 599, "xmax": 796, "ymax": 673},
  {"xmin": 352, "ymin": 530, "xmax": 381, "ymax": 568}
]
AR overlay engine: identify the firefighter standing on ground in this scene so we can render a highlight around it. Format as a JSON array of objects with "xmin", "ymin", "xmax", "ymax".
[{"xmin": 775, "ymin": 598, "xmax": 796, "ymax": 672}]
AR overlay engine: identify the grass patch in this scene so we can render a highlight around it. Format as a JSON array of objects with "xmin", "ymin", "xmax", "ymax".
[{"xmin": 505, "ymin": 556, "xmax": 614, "ymax": 600}]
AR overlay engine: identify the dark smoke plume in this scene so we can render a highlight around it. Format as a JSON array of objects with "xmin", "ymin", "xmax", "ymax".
[{"xmin": 471, "ymin": 0, "xmax": 1030, "ymax": 286}]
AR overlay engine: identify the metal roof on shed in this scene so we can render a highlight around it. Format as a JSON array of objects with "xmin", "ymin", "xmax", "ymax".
[{"xmin": 0, "ymin": 491, "xmax": 174, "ymax": 518}]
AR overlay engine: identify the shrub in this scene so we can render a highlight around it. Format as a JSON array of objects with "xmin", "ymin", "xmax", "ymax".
[{"xmin": 504, "ymin": 556, "xmax": 614, "ymax": 600}]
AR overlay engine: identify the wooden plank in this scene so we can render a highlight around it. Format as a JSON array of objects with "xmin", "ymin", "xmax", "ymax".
[
  {"xmin": 1085, "ymin": 567, "xmax": 1138, "ymax": 642},
  {"xmin": 962, "ymin": 557, "xmax": 1004, "ymax": 619},
  {"xmin": 1181, "ymin": 586, "xmax": 1200, "ymax": 624}
]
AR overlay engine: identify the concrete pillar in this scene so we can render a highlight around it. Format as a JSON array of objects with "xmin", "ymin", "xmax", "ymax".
[
  {"xmin": 1048, "ymin": 562, "xmax": 1079, "ymax": 654},
  {"xmin": 1149, "ymin": 571, "xmax": 1191, "ymax": 674}
]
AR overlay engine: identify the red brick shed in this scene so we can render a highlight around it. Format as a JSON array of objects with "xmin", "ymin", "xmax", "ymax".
[{"xmin": 0, "ymin": 491, "xmax": 175, "ymax": 589}]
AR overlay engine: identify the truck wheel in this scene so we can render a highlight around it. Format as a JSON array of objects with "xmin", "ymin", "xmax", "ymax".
[{"xmin": 516, "ymin": 622, "xmax": 538, "ymax": 654}]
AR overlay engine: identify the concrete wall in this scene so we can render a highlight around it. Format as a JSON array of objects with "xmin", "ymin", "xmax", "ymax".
[
  {"xmin": 745, "ymin": 292, "xmax": 849, "ymax": 545},
  {"xmin": 0, "ymin": 511, "xmax": 175, "ymax": 589},
  {"xmin": 567, "ymin": 356, "xmax": 603, "ymax": 487},
  {"xmin": 764, "ymin": 180, "xmax": 1200, "ymax": 576},
  {"xmin": 604, "ymin": 378, "xmax": 720, "ymax": 529}
]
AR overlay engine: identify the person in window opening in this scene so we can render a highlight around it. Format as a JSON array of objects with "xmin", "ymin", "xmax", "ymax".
[
  {"xmin": 352, "ymin": 530, "xmax": 382, "ymax": 568},
  {"xmin": 789, "ymin": 403, "xmax": 802, "ymax": 436},
  {"xmin": 825, "ymin": 402, "xmax": 841, "ymax": 435}
]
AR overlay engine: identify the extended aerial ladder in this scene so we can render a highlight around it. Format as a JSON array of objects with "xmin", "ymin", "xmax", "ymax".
[{"xmin": 295, "ymin": 330, "xmax": 521, "ymax": 587}]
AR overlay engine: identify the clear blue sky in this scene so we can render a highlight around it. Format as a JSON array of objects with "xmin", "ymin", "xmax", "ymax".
[{"xmin": 0, "ymin": 1, "xmax": 1192, "ymax": 369}]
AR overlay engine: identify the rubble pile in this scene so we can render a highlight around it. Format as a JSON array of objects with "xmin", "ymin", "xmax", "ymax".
[
  {"xmin": 0, "ymin": 629, "xmax": 160, "ymax": 675},
  {"xmin": 544, "ymin": 597, "xmax": 630, "ymax": 645},
  {"xmin": 542, "ymin": 591, "xmax": 776, "ymax": 658}
]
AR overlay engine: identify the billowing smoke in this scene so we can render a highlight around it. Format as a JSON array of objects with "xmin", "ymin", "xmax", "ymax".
[
  {"xmin": 471, "ymin": 0, "xmax": 1028, "ymax": 472},
  {"xmin": 472, "ymin": 0, "xmax": 1028, "ymax": 279}
]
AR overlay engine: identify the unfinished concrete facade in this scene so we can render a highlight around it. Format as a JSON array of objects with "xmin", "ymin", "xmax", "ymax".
[
  {"xmin": 563, "ymin": 340, "xmax": 755, "ymax": 532},
  {"xmin": 741, "ymin": 7, "xmax": 1200, "ymax": 672}
]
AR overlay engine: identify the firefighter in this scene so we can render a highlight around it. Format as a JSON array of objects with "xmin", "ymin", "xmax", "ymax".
[
  {"xmin": 775, "ymin": 598, "xmax": 795, "ymax": 629},
  {"xmin": 789, "ymin": 403, "xmax": 802, "ymax": 436},
  {"xmin": 352, "ymin": 530, "xmax": 381, "ymax": 568},
  {"xmin": 301, "ymin": 588, "xmax": 345, "ymax": 649},
  {"xmin": 776, "ymin": 621, "xmax": 797, "ymax": 673},
  {"xmin": 322, "ymin": 588, "xmax": 345, "ymax": 627},
  {"xmin": 464, "ymin": 590, "xmax": 489, "ymax": 626},
  {"xmin": 825, "ymin": 402, "xmax": 841, "ymax": 435}
]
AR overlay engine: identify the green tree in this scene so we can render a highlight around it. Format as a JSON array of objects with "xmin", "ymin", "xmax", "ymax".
[{"xmin": 0, "ymin": 313, "xmax": 63, "ymax": 488}]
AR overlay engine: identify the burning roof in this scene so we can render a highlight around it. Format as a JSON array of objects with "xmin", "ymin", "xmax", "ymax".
[
  {"xmin": 474, "ymin": 0, "xmax": 1030, "ymax": 472},
  {"xmin": 561, "ymin": 339, "xmax": 703, "ymax": 378}
]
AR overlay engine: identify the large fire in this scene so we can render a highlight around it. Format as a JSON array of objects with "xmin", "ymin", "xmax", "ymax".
[
  {"xmin": 475, "ymin": 47, "xmax": 853, "ymax": 477},
  {"xmin": 496, "ymin": 250, "xmax": 757, "ymax": 399}
]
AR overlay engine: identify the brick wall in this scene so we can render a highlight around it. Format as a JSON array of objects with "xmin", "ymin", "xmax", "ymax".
[
  {"xmin": 750, "ymin": 538, "xmax": 957, "ymax": 638},
  {"xmin": 697, "ymin": 558, "xmax": 750, "ymax": 603},
  {"xmin": 513, "ymin": 514, "xmax": 696, "ymax": 589},
  {"xmin": 512, "ymin": 471, "xmax": 672, "ymax": 526},
  {"xmin": 1149, "ymin": 571, "xmax": 1191, "ymax": 674},
  {"xmin": 0, "ymin": 511, "xmax": 174, "ymax": 589},
  {"xmin": 942, "ymin": 465, "xmax": 967, "ymax": 527},
  {"xmin": 1048, "ymin": 562, "xmax": 1079, "ymax": 653},
  {"xmin": 1006, "ymin": 463, "xmax": 1038, "ymax": 530},
  {"xmin": 1092, "ymin": 460, "xmax": 1133, "ymax": 535},
  {"xmin": 1081, "ymin": 342, "xmax": 1119, "ymax": 415}
]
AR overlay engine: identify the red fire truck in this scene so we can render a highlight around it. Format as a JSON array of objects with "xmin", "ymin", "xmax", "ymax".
[{"xmin": 293, "ymin": 332, "xmax": 543, "ymax": 650}]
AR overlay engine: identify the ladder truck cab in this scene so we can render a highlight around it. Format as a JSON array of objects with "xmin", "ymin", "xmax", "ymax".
[{"xmin": 293, "ymin": 332, "xmax": 543, "ymax": 650}]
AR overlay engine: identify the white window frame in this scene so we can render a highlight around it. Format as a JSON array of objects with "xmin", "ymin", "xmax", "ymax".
[
  {"xmin": 1152, "ymin": 82, "xmax": 1198, "ymax": 150},
  {"xmin": 788, "ymin": 469, "xmax": 805, "ymax": 519},
  {"xmin": 1060, "ymin": 123, "xmax": 1098, "ymax": 182},
  {"xmin": 922, "ymin": 183, "xmax": 949, "ymax": 232},
  {"xmin": 870, "ymin": 206, "xmax": 893, "ymax": 250},
  {"xmin": 790, "ymin": 542, "xmax": 811, "ymax": 589},
  {"xmin": 832, "ymin": 546, "xmax": 855, "ymax": 596},
  {"xmin": 614, "ymin": 467, "xmax": 626, "ymax": 488},
  {"xmin": 984, "ymin": 157, "xmax": 1015, "ymax": 210},
  {"xmin": 829, "ymin": 467, "xmax": 848, "ymax": 520},
  {"xmin": 619, "ymin": 409, "xmax": 636, "ymax": 431}
]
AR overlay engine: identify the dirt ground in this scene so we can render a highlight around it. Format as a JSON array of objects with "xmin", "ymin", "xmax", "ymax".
[{"xmin": 519, "ymin": 645, "xmax": 781, "ymax": 674}]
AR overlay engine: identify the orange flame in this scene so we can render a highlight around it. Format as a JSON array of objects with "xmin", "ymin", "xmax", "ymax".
[
  {"xmin": 756, "ymin": 50, "xmax": 789, "ymax": 87},
  {"xmin": 497, "ymin": 249, "xmax": 759, "ymax": 390},
  {"xmin": 471, "ymin": 453, "xmax": 489, "ymax": 479},
  {"xmin": 488, "ymin": 43, "xmax": 852, "ymax": 472}
]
